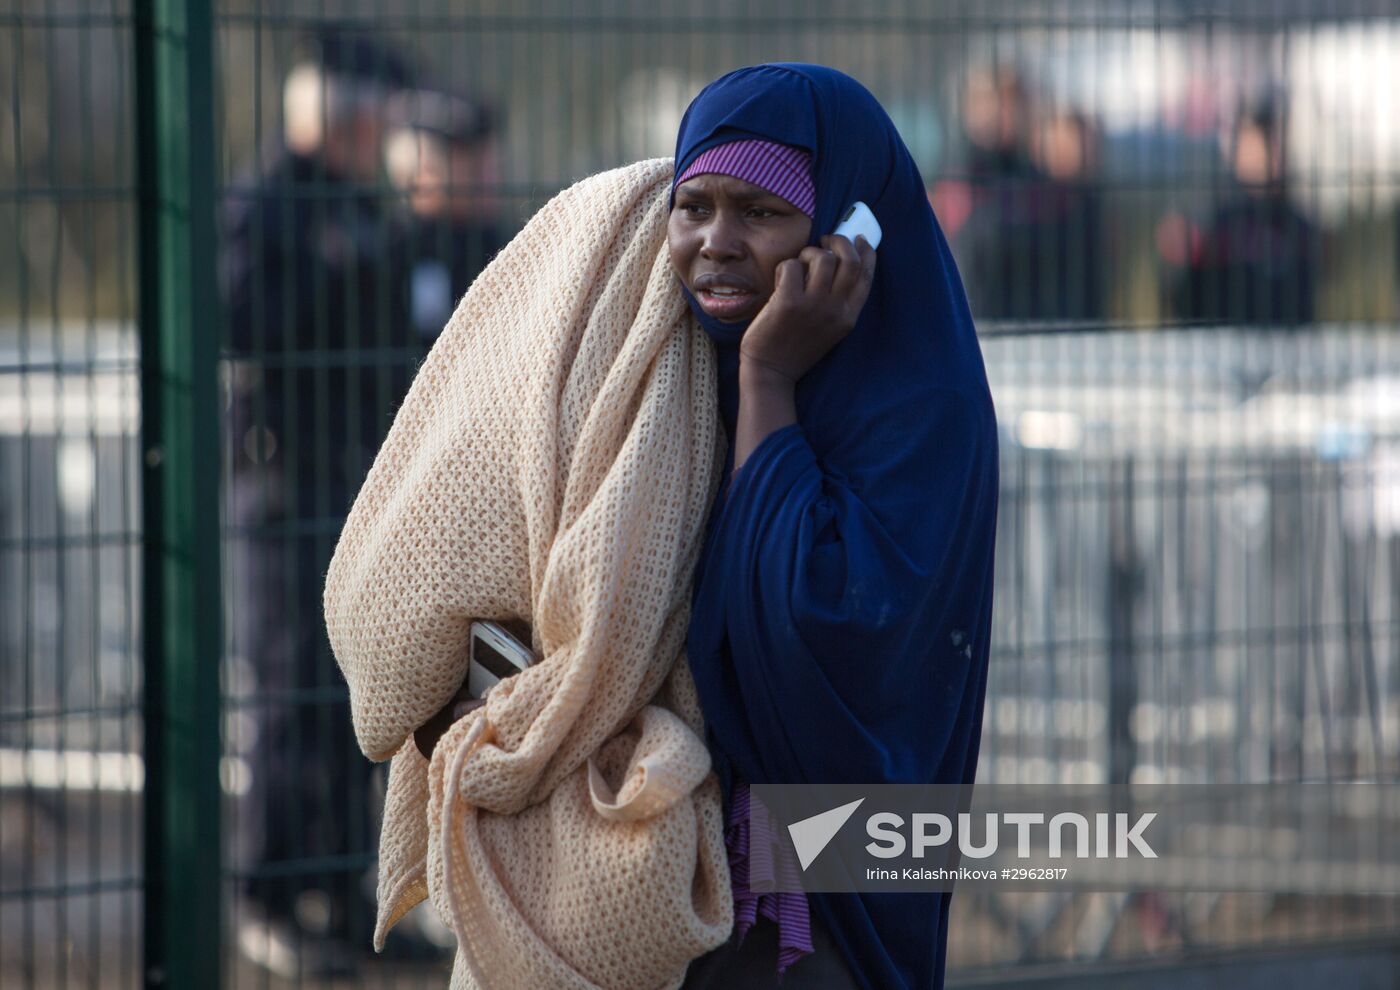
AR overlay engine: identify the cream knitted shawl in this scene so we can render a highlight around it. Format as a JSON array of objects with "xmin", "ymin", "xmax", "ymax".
[{"xmin": 322, "ymin": 158, "xmax": 734, "ymax": 989}]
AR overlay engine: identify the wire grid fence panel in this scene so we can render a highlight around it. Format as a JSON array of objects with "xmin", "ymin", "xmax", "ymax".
[
  {"xmin": 3, "ymin": 0, "xmax": 1400, "ymax": 987},
  {"xmin": 1, "ymin": 0, "xmax": 145, "ymax": 988}
]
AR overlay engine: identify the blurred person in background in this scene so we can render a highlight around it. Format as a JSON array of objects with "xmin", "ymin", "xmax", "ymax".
[
  {"xmin": 929, "ymin": 63, "xmax": 1039, "ymax": 246},
  {"xmin": 938, "ymin": 64, "xmax": 1088, "ymax": 321},
  {"xmin": 220, "ymin": 26, "xmax": 431, "ymax": 974},
  {"xmin": 1159, "ymin": 95, "xmax": 1318, "ymax": 326},
  {"xmin": 1022, "ymin": 107, "xmax": 1108, "ymax": 321},
  {"xmin": 962, "ymin": 64, "xmax": 1039, "ymax": 186},
  {"xmin": 383, "ymin": 86, "xmax": 510, "ymax": 343}
]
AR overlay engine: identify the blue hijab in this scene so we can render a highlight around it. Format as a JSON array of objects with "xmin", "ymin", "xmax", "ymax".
[{"xmin": 674, "ymin": 64, "xmax": 1000, "ymax": 990}]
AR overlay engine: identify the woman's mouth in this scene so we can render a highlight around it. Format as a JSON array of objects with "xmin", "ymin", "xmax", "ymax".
[{"xmin": 697, "ymin": 286, "xmax": 756, "ymax": 317}]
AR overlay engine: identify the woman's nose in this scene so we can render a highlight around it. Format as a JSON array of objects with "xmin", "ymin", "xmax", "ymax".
[
  {"xmin": 700, "ymin": 235, "xmax": 744, "ymax": 261},
  {"xmin": 699, "ymin": 226, "xmax": 744, "ymax": 261}
]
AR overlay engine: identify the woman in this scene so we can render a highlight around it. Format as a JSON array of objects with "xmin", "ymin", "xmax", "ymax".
[
  {"xmin": 669, "ymin": 64, "xmax": 1000, "ymax": 990},
  {"xmin": 409, "ymin": 62, "xmax": 997, "ymax": 990}
]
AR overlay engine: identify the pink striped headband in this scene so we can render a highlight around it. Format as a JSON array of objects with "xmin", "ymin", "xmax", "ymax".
[{"xmin": 674, "ymin": 138, "xmax": 816, "ymax": 218}]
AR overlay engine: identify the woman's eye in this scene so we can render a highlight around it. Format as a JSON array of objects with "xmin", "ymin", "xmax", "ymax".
[{"xmin": 676, "ymin": 203, "xmax": 775, "ymax": 219}]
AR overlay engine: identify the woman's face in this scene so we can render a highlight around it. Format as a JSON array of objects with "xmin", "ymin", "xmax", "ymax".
[{"xmin": 668, "ymin": 173, "xmax": 813, "ymax": 324}]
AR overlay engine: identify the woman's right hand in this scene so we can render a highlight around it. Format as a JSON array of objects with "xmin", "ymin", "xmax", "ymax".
[
  {"xmin": 738, "ymin": 233, "xmax": 877, "ymax": 384},
  {"xmin": 413, "ymin": 683, "xmax": 487, "ymax": 761}
]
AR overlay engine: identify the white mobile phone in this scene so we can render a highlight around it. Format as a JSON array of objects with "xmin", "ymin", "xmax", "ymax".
[
  {"xmin": 832, "ymin": 201, "xmax": 882, "ymax": 250},
  {"xmin": 467, "ymin": 620, "xmax": 537, "ymax": 698}
]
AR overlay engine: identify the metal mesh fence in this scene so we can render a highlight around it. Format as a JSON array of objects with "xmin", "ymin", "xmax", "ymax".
[
  {"xmin": 1, "ymin": 1, "xmax": 145, "ymax": 987},
  {"xmin": 2, "ymin": 0, "xmax": 1399, "ymax": 986}
]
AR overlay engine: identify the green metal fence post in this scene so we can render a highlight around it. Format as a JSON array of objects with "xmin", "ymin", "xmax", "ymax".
[{"xmin": 134, "ymin": 0, "xmax": 223, "ymax": 987}]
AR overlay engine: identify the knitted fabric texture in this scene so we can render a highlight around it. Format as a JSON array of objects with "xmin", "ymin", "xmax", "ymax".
[
  {"xmin": 323, "ymin": 157, "xmax": 735, "ymax": 989},
  {"xmin": 674, "ymin": 138, "xmax": 816, "ymax": 217}
]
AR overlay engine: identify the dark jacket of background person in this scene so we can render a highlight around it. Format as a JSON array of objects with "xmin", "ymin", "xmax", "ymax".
[
  {"xmin": 958, "ymin": 166, "xmax": 1107, "ymax": 321},
  {"xmin": 954, "ymin": 101, "xmax": 1107, "ymax": 322},
  {"xmin": 1168, "ymin": 191, "xmax": 1317, "ymax": 326},
  {"xmin": 222, "ymin": 147, "xmax": 415, "ymax": 514},
  {"xmin": 395, "ymin": 217, "xmax": 508, "ymax": 341},
  {"xmin": 1164, "ymin": 98, "xmax": 1318, "ymax": 327}
]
